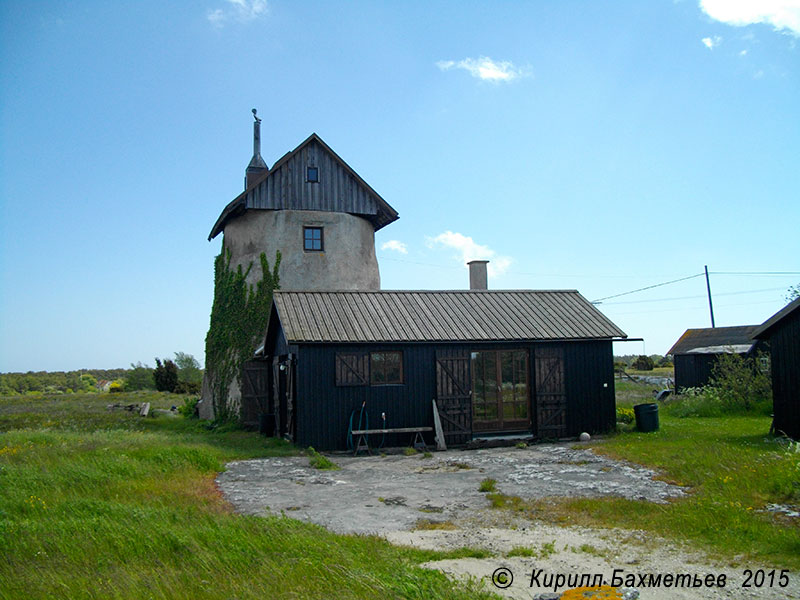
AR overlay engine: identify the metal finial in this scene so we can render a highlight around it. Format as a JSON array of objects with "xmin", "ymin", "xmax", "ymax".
[{"xmin": 252, "ymin": 108, "xmax": 261, "ymax": 123}]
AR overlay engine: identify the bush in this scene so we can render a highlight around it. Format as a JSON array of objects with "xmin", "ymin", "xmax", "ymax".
[
  {"xmin": 710, "ymin": 352, "xmax": 771, "ymax": 412},
  {"xmin": 174, "ymin": 381, "xmax": 201, "ymax": 395},
  {"xmin": 616, "ymin": 406, "xmax": 635, "ymax": 424},
  {"xmin": 109, "ymin": 381, "xmax": 124, "ymax": 393},
  {"xmin": 632, "ymin": 355, "xmax": 654, "ymax": 371},
  {"xmin": 178, "ymin": 396, "xmax": 199, "ymax": 418}
]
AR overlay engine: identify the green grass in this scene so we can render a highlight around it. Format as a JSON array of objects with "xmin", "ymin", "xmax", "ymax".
[
  {"xmin": 478, "ymin": 478, "xmax": 496, "ymax": 493},
  {"xmin": 307, "ymin": 446, "xmax": 340, "ymax": 470},
  {"xmin": 0, "ymin": 392, "xmax": 496, "ymax": 600},
  {"xmin": 557, "ymin": 414, "xmax": 800, "ymax": 568}
]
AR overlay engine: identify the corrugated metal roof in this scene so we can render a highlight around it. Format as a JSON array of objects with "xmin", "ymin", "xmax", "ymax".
[
  {"xmin": 667, "ymin": 325, "xmax": 760, "ymax": 356},
  {"xmin": 272, "ymin": 290, "xmax": 627, "ymax": 343}
]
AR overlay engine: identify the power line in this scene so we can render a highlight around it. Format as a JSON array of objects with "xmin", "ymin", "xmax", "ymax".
[
  {"xmin": 591, "ymin": 273, "xmax": 705, "ymax": 303},
  {"xmin": 600, "ymin": 286, "xmax": 787, "ymax": 306}
]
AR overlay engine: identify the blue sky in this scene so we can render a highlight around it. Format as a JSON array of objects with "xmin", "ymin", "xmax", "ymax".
[{"xmin": 1, "ymin": 0, "xmax": 798, "ymax": 372}]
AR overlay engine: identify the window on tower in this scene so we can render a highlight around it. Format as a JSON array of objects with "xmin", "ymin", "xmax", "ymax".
[{"xmin": 303, "ymin": 226, "xmax": 324, "ymax": 252}]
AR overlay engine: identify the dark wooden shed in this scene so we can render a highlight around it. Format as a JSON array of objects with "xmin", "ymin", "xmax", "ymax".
[
  {"xmin": 754, "ymin": 298, "xmax": 800, "ymax": 440},
  {"xmin": 251, "ymin": 290, "xmax": 627, "ymax": 451},
  {"xmin": 667, "ymin": 326, "xmax": 763, "ymax": 391}
]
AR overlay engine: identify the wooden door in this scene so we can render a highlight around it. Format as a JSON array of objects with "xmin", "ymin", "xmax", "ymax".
[
  {"xmin": 472, "ymin": 350, "xmax": 530, "ymax": 432},
  {"xmin": 241, "ymin": 360, "xmax": 270, "ymax": 427},
  {"xmin": 435, "ymin": 351, "xmax": 472, "ymax": 445},
  {"xmin": 534, "ymin": 346, "xmax": 567, "ymax": 439}
]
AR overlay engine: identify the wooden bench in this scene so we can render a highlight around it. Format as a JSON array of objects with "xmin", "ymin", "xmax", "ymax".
[{"xmin": 351, "ymin": 427, "xmax": 433, "ymax": 456}]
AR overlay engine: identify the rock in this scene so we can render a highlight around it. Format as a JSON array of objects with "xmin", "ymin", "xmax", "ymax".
[{"xmin": 579, "ymin": 432, "xmax": 591, "ymax": 442}]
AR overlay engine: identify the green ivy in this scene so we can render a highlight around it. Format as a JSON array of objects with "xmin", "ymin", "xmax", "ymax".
[{"xmin": 204, "ymin": 246, "xmax": 280, "ymax": 421}]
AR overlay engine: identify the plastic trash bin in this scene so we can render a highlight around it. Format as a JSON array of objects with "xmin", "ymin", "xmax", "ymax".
[{"xmin": 634, "ymin": 403, "xmax": 659, "ymax": 432}]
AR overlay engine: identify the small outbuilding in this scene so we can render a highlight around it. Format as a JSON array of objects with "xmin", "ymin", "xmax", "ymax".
[
  {"xmin": 250, "ymin": 275, "xmax": 627, "ymax": 451},
  {"xmin": 753, "ymin": 298, "xmax": 800, "ymax": 440},
  {"xmin": 667, "ymin": 325, "xmax": 764, "ymax": 391}
]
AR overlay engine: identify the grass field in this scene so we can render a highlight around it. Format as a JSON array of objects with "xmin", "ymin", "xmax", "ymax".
[
  {"xmin": 574, "ymin": 379, "xmax": 799, "ymax": 569},
  {"xmin": 0, "ymin": 392, "xmax": 495, "ymax": 600},
  {"xmin": 2, "ymin": 386, "xmax": 798, "ymax": 598}
]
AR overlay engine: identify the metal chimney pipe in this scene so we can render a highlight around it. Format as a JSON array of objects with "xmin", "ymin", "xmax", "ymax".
[
  {"xmin": 245, "ymin": 108, "xmax": 269, "ymax": 189},
  {"xmin": 468, "ymin": 260, "xmax": 489, "ymax": 290}
]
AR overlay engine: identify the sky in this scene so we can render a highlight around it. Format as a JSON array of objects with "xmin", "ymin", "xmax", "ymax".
[{"xmin": 1, "ymin": 0, "xmax": 799, "ymax": 372}]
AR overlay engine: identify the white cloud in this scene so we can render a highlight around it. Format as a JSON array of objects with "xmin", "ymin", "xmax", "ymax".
[
  {"xmin": 700, "ymin": 0, "xmax": 800, "ymax": 37},
  {"xmin": 436, "ymin": 56, "xmax": 531, "ymax": 83},
  {"xmin": 428, "ymin": 231, "xmax": 512, "ymax": 278},
  {"xmin": 739, "ymin": 48, "xmax": 749, "ymax": 55},
  {"xmin": 207, "ymin": 0, "xmax": 267, "ymax": 27},
  {"xmin": 702, "ymin": 35, "xmax": 722, "ymax": 48},
  {"xmin": 381, "ymin": 240, "xmax": 408, "ymax": 254}
]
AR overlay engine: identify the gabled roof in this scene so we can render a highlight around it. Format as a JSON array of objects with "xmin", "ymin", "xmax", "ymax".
[
  {"xmin": 753, "ymin": 297, "xmax": 800, "ymax": 339},
  {"xmin": 267, "ymin": 290, "xmax": 627, "ymax": 344},
  {"xmin": 209, "ymin": 133, "xmax": 399, "ymax": 240},
  {"xmin": 667, "ymin": 325, "xmax": 760, "ymax": 356}
]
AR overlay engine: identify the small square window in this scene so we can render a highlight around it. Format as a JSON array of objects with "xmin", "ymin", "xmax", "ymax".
[
  {"xmin": 306, "ymin": 166, "xmax": 319, "ymax": 183},
  {"xmin": 304, "ymin": 226, "xmax": 323, "ymax": 252},
  {"xmin": 370, "ymin": 351, "xmax": 403, "ymax": 385}
]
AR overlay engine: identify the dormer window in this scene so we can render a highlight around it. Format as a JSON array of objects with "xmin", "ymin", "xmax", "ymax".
[
  {"xmin": 304, "ymin": 226, "xmax": 323, "ymax": 252},
  {"xmin": 306, "ymin": 166, "xmax": 319, "ymax": 183}
]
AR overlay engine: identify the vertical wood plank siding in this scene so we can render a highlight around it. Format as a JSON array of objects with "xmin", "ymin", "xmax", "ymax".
[
  {"xmin": 291, "ymin": 340, "xmax": 616, "ymax": 451},
  {"xmin": 674, "ymin": 354, "xmax": 718, "ymax": 391},
  {"xmin": 247, "ymin": 139, "xmax": 379, "ymax": 218},
  {"xmin": 768, "ymin": 309, "xmax": 800, "ymax": 439},
  {"xmin": 563, "ymin": 341, "xmax": 616, "ymax": 436}
]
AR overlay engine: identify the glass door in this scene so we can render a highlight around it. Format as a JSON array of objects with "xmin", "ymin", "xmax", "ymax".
[{"xmin": 472, "ymin": 350, "xmax": 530, "ymax": 432}]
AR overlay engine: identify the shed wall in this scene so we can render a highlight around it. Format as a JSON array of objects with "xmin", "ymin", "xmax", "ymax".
[
  {"xmin": 674, "ymin": 354, "xmax": 718, "ymax": 391},
  {"xmin": 769, "ymin": 309, "xmax": 800, "ymax": 439},
  {"xmin": 292, "ymin": 340, "xmax": 616, "ymax": 451}
]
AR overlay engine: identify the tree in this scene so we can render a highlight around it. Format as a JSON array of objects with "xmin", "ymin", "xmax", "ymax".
[
  {"xmin": 632, "ymin": 355, "xmax": 654, "ymax": 371},
  {"xmin": 79, "ymin": 373, "xmax": 97, "ymax": 392},
  {"xmin": 786, "ymin": 283, "xmax": 800, "ymax": 303},
  {"xmin": 174, "ymin": 352, "xmax": 202, "ymax": 385},
  {"xmin": 153, "ymin": 358, "xmax": 179, "ymax": 392},
  {"xmin": 125, "ymin": 362, "xmax": 155, "ymax": 391}
]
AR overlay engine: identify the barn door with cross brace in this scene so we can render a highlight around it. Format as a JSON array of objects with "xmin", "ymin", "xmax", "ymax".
[
  {"xmin": 435, "ymin": 351, "xmax": 472, "ymax": 446},
  {"xmin": 534, "ymin": 346, "xmax": 567, "ymax": 439},
  {"xmin": 241, "ymin": 360, "xmax": 270, "ymax": 428}
]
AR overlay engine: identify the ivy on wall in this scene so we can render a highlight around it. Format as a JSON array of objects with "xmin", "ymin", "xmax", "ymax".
[{"xmin": 204, "ymin": 246, "xmax": 281, "ymax": 421}]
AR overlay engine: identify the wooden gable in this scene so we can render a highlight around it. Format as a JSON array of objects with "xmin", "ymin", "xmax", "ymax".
[{"xmin": 209, "ymin": 133, "xmax": 398, "ymax": 240}]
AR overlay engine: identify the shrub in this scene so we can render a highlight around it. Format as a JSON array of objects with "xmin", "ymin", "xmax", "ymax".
[
  {"xmin": 710, "ymin": 352, "xmax": 771, "ymax": 412},
  {"xmin": 109, "ymin": 381, "xmax": 124, "ymax": 393},
  {"xmin": 178, "ymin": 396, "xmax": 199, "ymax": 418},
  {"xmin": 174, "ymin": 380, "xmax": 201, "ymax": 395},
  {"xmin": 632, "ymin": 355, "xmax": 654, "ymax": 371},
  {"xmin": 615, "ymin": 406, "xmax": 635, "ymax": 424}
]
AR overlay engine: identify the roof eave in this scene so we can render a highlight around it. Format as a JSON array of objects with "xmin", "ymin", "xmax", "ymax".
[{"xmin": 753, "ymin": 297, "xmax": 800, "ymax": 339}]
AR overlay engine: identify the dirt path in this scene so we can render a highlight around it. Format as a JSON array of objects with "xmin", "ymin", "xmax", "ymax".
[{"xmin": 217, "ymin": 444, "xmax": 799, "ymax": 599}]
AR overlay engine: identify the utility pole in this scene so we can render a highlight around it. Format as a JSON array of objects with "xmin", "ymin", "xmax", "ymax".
[{"xmin": 705, "ymin": 265, "xmax": 715, "ymax": 328}]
